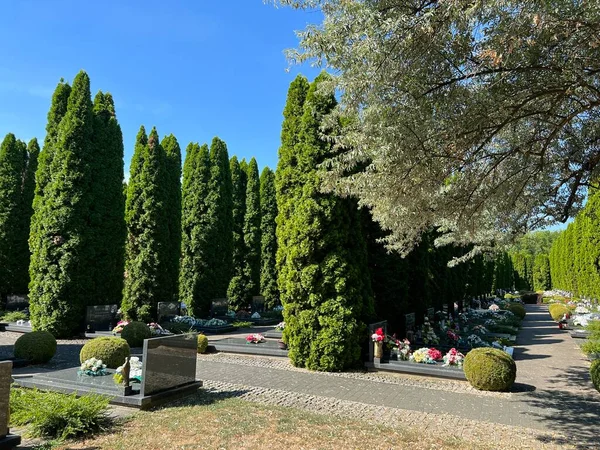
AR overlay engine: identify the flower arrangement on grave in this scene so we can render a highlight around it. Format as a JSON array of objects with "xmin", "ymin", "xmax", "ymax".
[
  {"xmin": 442, "ymin": 348, "xmax": 465, "ymax": 367},
  {"xmin": 246, "ymin": 333, "xmax": 265, "ymax": 344},
  {"xmin": 114, "ymin": 356, "xmax": 143, "ymax": 384},
  {"xmin": 251, "ymin": 312, "xmax": 261, "ymax": 319},
  {"xmin": 275, "ymin": 321, "xmax": 285, "ymax": 331},
  {"xmin": 147, "ymin": 322, "xmax": 170, "ymax": 336},
  {"xmin": 16, "ymin": 319, "xmax": 31, "ymax": 327},
  {"xmin": 489, "ymin": 304, "xmax": 500, "ymax": 311},
  {"xmin": 421, "ymin": 318, "xmax": 439, "ymax": 345},
  {"xmin": 371, "ymin": 327, "xmax": 385, "ymax": 342},
  {"xmin": 446, "ymin": 330, "xmax": 459, "ymax": 343},
  {"xmin": 273, "ymin": 305, "xmax": 284, "ymax": 312},
  {"xmin": 396, "ymin": 339, "xmax": 411, "ymax": 361},
  {"xmin": 467, "ymin": 334, "xmax": 489, "ymax": 348},
  {"xmin": 112, "ymin": 320, "xmax": 129, "ymax": 334},
  {"xmin": 78, "ymin": 358, "xmax": 108, "ymax": 376},
  {"xmin": 472, "ymin": 325, "xmax": 488, "ymax": 335},
  {"xmin": 410, "ymin": 347, "xmax": 439, "ymax": 364}
]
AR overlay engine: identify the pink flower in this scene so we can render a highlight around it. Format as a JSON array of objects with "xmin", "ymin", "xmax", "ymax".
[{"xmin": 427, "ymin": 348, "xmax": 442, "ymax": 361}]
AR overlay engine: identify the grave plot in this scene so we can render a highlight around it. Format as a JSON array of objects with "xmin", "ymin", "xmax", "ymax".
[
  {"xmin": 84, "ymin": 304, "xmax": 119, "ymax": 335},
  {"xmin": 211, "ymin": 333, "xmax": 288, "ymax": 357},
  {"xmin": 14, "ymin": 334, "xmax": 202, "ymax": 409},
  {"xmin": 0, "ymin": 361, "xmax": 21, "ymax": 448}
]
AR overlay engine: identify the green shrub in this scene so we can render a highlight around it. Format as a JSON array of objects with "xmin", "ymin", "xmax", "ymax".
[
  {"xmin": 548, "ymin": 304, "xmax": 568, "ymax": 322},
  {"xmin": 80, "ymin": 337, "xmax": 130, "ymax": 369},
  {"xmin": 581, "ymin": 340, "xmax": 600, "ymax": 356},
  {"xmin": 586, "ymin": 321, "xmax": 600, "ymax": 339},
  {"xmin": 1, "ymin": 311, "xmax": 28, "ymax": 322},
  {"xmin": 160, "ymin": 321, "xmax": 192, "ymax": 335},
  {"xmin": 231, "ymin": 321, "xmax": 253, "ymax": 328},
  {"xmin": 197, "ymin": 334, "xmax": 209, "ymax": 354},
  {"xmin": 14, "ymin": 331, "xmax": 56, "ymax": 364},
  {"xmin": 487, "ymin": 324, "xmax": 518, "ymax": 335},
  {"xmin": 10, "ymin": 388, "xmax": 111, "ymax": 440},
  {"xmin": 463, "ymin": 348, "xmax": 517, "ymax": 391},
  {"xmin": 120, "ymin": 321, "xmax": 152, "ymax": 348},
  {"xmin": 591, "ymin": 360, "xmax": 600, "ymax": 393},
  {"xmin": 507, "ymin": 303, "xmax": 526, "ymax": 320},
  {"xmin": 520, "ymin": 292, "xmax": 539, "ymax": 304}
]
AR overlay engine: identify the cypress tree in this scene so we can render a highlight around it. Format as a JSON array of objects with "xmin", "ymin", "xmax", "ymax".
[
  {"xmin": 227, "ymin": 156, "xmax": 248, "ymax": 309},
  {"xmin": 208, "ymin": 137, "xmax": 233, "ymax": 303},
  {"xmin": 241, "ymin": 157, "xmax": 262, "ymax": 303},
  {"xmin": 29, "ymin": 71, "xmax": 95, "ymax": 337},
  {"xmin": 276, "ymin": 72, "xmax": 374, "ymax": 371},
  {"xmin": 122, "ymin": 126, "xmax": 169, "ymax": 321},
  {"xmin": 179, "ymin": 143, "xmax": 213, "ymax": 315},
  {"xmin": 161, "ymin": 134, "xmax": 182, "ymax": 302},
  {"xmin": 533, "ymin": 254, "xmax": 551, "ymax": 291},
  {"xmin": 259, "ymin": 166, "xmax": 279, "ymax": 308},
  {"xmin": 90, "ymin": 92, "xmax": 126, "ymax": 305},
  {"xmin": 0, "ymin": 134, "xmax": 28, "ymax": 299}
]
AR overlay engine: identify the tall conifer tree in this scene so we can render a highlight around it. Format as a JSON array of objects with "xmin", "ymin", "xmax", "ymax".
[
  {"xmin": 241, "ymin": 157, "xmax": 262, "ymax": 303},
  {"xmin": 259, "ymin": 167, "xmax": 279, "ymax": 308},
  {"xmin": 227, "ymin": 156, "xmax": 248, "ymax": 309},
  {"xmin": 0, "ymin": 134, "xmax": 28, "ymax": 299},
  {"xmin": 29, "ymin": 71, "xmax": 95, "ymax": 337},
  {"xmin": 179, "ymin": 143, "xmax": 212, "ymax": 315},
  {"xmin": 276, "ymin": 73, "xmax": 374, "ymax": 371}
]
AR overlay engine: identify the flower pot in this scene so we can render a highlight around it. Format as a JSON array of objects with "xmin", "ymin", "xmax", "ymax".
[
  {"xmin": 374, "ymin": 341, "xmax": 383, "ymax": 359},
  {"xmin": 277, "ymin": 341, "xmax": 287, "ymax": 350}
]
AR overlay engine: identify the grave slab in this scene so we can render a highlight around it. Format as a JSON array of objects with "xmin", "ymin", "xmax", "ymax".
[
  {"xmin": 212, "ymin": 337, "xmax": 288, "ymax": 357},
  {"xmin": 368, "ymin": 359, "xmax": 466, "ymax": 380},
  {"xmin": 85, "ymin": 304, "xmax": 118, "ymax": 333}
]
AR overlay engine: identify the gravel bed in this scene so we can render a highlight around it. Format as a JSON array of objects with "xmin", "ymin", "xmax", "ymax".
[
  {"xmin": 201, "ymin": 379, "xmax": 571, "ymax": 450},
  {"xmin": 198, "ymin": 352, "xmax": 509, "ymax": 398}
]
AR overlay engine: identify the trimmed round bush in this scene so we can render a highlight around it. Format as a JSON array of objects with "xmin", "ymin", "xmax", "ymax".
[
  {"xmin": 14, "ymin": 331, "xmax": 57, "ymax": 364},
  {"xmin": 197, "ymin": 334, "xmax": 208, "ymax": 354},
  {"xmin": 80, "ymin": 337, "xmax": 130, "ymax": 369},
  {"xmin": 591, "ymin": 360, "xmax": 600, "ymax": 393},
  {"xmin": 508, "ymin": 303, "xmax": 526, "ymax": 320},
  {"xmin": 463, "ymin": 348, "xmax": 517, "ymax": 391},
  {"xmin": 548, "ymin": 304, "xmax": 568, "ymax": 322},
  {"xmin": 120, "ymin": 321, "xmax": 152, "ymax": 348}
]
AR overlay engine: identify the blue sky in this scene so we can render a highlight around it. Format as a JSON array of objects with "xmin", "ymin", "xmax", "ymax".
[{"xmin": 0, "ymin": 1, "xmax": 322, "ymax": 176}]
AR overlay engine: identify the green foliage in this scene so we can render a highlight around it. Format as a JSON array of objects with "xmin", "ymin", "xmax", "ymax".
[
  {"xmin": 532, "ymin": 254, "xmax": 551, "ymax": 291},
  {"xmin": 231, "ymin": 321, "xmax": 253, "ymax": 328},
  {"xmin": 89, "ymin": 92, "xmax": 126, "ymax": 307},
  {"xmin": 1, "ymin": 311, "xmax": 28, "ymax": 322},
  {"xmin": 160, "ymin": 321, "xmax": 192, "ymax": 335},
  {"xmin": 29, "ymin": 72, "xmax": 95, "ymax": 337},
  {"xmin": 241, "ymin": 158, "xmax": 262, "ymax": 304},
  {"xmin": 79, "ymin": 336, "xmax": 130, "ymax": 369},
  {"xmin": 463, "ymin": 348, "xmax": 517, "ymax": 391},
  {"xmin": 510, "ymin": 252, "xmax": 534, "ymax": 291},
  {"xmin": 276, "ymin": 73, "xmax": 374, "ymax": 371},
  {"xmin": 10, "ymin": 388, "xmax": 111, "ymax": 441},
  {"xmin": 161, "ymin": 134, "xmax": 182, "ymax": 302},
  {"xmin": 228, "ymin": 156, "xmax": 248, "ymax": 309},
  {"xmin": 259, "ymin": 167, "xmax": 279, "ymax": 309},
  {"xmin": 179, "ymin": 143, "xmax": 212, "ymax": 316},
  {"xmin": 14, "ymin": 331, "xmax": 57, "ymax": 364},
  {"xmin": 581, "ymin": 340, "xmax": 600, "ymax": 356},
  {"xmin": 197, "ymin": 334, "xmax": 209, "ymax": 353},
  {"xmin": 120, "ymin": 321, "xmax": 152, "ymax": 348},
  {"xmin": 507, "ymin": 303, "xmax": 526, "ymax": 320},
  {"xmin": 548, "ymin": 303, "xmax": 569, "ymax": 322},
  {"xmin": 591, "ymin": 360, "xmax": 600, "ymax": 393},
  {"xmin": 122, "ymin": 126, "xmax": 170, "ymax": 320}
]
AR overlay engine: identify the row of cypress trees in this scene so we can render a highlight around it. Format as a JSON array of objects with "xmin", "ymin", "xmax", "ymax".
[{"xmin": 549, "ymin": 186, "xmax": 600, "ymax": 298}]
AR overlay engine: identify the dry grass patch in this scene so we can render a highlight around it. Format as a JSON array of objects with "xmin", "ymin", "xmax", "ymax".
[{"xmin": 57, "ymin": 392, "xmax": 483, "ymax": 450}]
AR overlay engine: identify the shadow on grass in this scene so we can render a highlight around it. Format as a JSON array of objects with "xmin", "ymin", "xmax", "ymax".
[{"xmin": 151, "ymin": 386, "xmax": 251, "ymax": 411}]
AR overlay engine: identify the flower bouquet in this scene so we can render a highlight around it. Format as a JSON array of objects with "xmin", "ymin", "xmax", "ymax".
[
  {"xmin": 421, "ymin": 318, "xmax": 439, "ymax": 345},
  {"xmin": 246, "ymin": 333, "xmax": 265, "ymax": 344},
  {"xmin": 148, "ymin": 322, "xmax": 170, "ymax": 336},
  {"xmin": 371, "ymin": 327, "xmax": 385, "ymax": 342},
  {"xmin": 397, "ymin": 339, "xmax": 411, "ymax": 361},
  {"xmin": 446, "ymin": 330, "xmax": 459, "ymax": 343},
  {"xmin": 442, "ymin": 348, "xmax": 465, "ymax": 367},
  {"xmin": 275, "ymin": 321, "xmax": 285, "ymax": 331},
  {"xmin": 371, "ymin": 327, "xmax": 385, "ymax": 358},
  {"xmin": 410, "ymin": 347, "xmax": 441, "ymax": 364},
  {"xmin": 78, "ymin": 358, "xmax": 108, "ymax": 376},
  {"xmin": 112, "ymin": 320, "xmax": 129, "ymax": 334}
]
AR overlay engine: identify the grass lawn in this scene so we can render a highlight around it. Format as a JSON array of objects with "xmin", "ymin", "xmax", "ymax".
[{"xmin": 55, "ymin": 391, "xmax": 485, "ymax": 450}]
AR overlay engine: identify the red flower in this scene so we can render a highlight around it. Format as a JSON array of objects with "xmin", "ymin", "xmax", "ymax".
[{"xmin": 427, "ymin": 348, "xmax": 443, "ymax": 361}]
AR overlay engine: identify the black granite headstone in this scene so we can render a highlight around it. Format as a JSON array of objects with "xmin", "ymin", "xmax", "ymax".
[
  {"xmin": 210, "ymin": 298, "xmax": 229, "ymax": 317},
  {"xmin": 404, "ymin": 313, "xmax": 415, "ymax": 330},
  {"xmin": 157, "ymin": 302, "xmax": 180, "ymax": 323},
  {"xmin": 251, "ymin": 296, "xmax": 265, "ymax": 313},
  {"xmin": 86, "ymin": 305, "xmax": 118, "ymax": 332},
  {"xmin": 5, "ymin": 295, "xmax": 28, "ymax": 312},
  {"xmin": 141, "ymin": 333, "xmax": 198, "ymax": 396}
]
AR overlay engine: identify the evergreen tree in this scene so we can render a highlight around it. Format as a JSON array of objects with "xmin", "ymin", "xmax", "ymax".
[
  {"xmin": 0, "ymin": 134, "xmax": 27, "ymax": 299},
  {"xmin": 276, "ymin": 73, "xmax": 374, "ymax": 371},
  {"xmin": 122, "ymin": 126, "xmax": 169, "ymax": 321},
  {"xmin": 241, "ymin": 157, "xmax": 262, "ymax": 304},
  {"xmin": 90, "ymin": 92, "xmax": 126, "ymax": 305},
  {"xmin": 179, "ymin": 143, "xmax": 212, "ymax": 315},
  {"xmin": 161, "ymin": 134, "xmax": 182, "ymax": 302},
  {"xmin": 29, "ymin": 71, "xmax": 95, "ymax": 337},
  {"xmin": 208, "ymin": 137, "xmax": 233, "ymax": 303},
  {"xmin": 259, "ymin": 166, "xmax": 279, "ymax": 308},
  {"xmin": 227, "ymin": 156, "xmax": 248, "ymax": 308},
  {"xmin": 533, "ymin": 254, "xmax": 551, "ymax": 291}
]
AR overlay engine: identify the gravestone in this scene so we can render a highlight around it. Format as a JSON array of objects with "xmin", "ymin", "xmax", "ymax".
[
  {"xmin": 210, "ymin": 298, "xmax": 229, "ymax": 317},
  {"xmin": 85, "ymin": 304, "xmax": 118, "ymax": 332},
  {"xmin": 252, "ymin": 296, "xmax": 265, "ymax": 313},
  {"xmin": 427, "ymin": 308, "xmax": 435, "ymax": 320},
  {"xmin": 0, "ymin": 361, "xmax": 21, "ymax": 448},
  {"xmin": 141, "ymin": 333, "xmax": 198, "ymax": 396},
  {"xmin": 5, "ymin": 295, "xmax": 28, "ymax": 312},
  {"xmin": 157, "ymin": 302, "xmax": 180, "ymax": 323}
]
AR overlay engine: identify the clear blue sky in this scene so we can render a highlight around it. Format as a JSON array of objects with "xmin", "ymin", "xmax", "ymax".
[{"xmin": 0, "ymin": 1, "xmax": 322, "ymax": 176}]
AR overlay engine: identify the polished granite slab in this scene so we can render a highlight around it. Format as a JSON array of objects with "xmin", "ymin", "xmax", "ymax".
[
  {"xmin": 212, "ymin": 337, "xmax": 288, "ymax": 357},
  {"xmin": 369, "ymin": 359, "xmax": 466, "ymax": 380},
  {"xmin": 0, "ymin": 362, "xmax": 11, "ymax": 438}
]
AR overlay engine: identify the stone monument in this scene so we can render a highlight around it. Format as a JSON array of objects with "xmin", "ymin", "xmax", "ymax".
[{"xmin": 0, "ymin": 361, "xmax": 21, "ymax": 449}]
